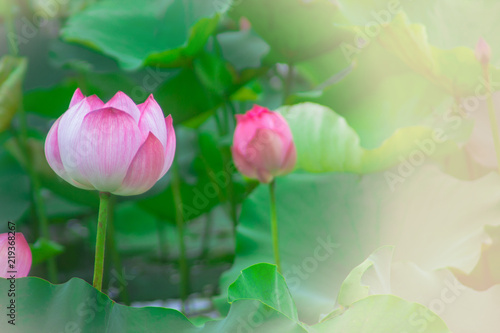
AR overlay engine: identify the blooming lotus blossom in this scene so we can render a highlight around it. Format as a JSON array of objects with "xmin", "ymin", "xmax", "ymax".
[
  {"xmin": 0, "ymin": 233, "xmax": 32, "ymax": 278},
  {"xmin": 232, "ymin": 105, "xmax": 296, "ymax": 183},
  {"xmin": 45, "ymin": 89, "xmax": 176, "ymax": 196}
]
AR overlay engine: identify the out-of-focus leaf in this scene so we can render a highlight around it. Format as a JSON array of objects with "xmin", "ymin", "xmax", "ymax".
[
  {"xmin": 155, "ymin": 68, "xmax": 216, "ymax": 125},
  {"xmin": 30, "ymin": 238, "xmax": 65, "ymax": 266},
  {"xmin": 231, "ymin": 0, "xmax": 354, "ymax": 63},
  {"xmin": 61, "ymin": 0, "xmax": 227, "ymax": 70},
  {"xmin": 278, "ymin": 103, "xmax": 455, "ymax": 174},
  {"xmin": 315, "ymin": 295, "xmax": 449, "ymax": 332},
  {"xmin": 24, "ymin": 80, "xmax": 79, "ymax": 118},
  {"xmin": 0, "ymin": 56, "xmax": 27, "ymax": 132},
  {"xmin": 0, "ymin": 148, "xmax": 30, "ymax": 227},
  {"xmin": 217, "ymin": 30, "xmax": 270, "ymax": 71},
  {"xmin": 293, "ymin": 40, "xmax": 450, "ymax": 149},
  {"xmin": 278, "ymin": 103, "xmax": 363, "ymax": 173},
  {"xmin": 193, "ymin": 52, "xmax": 235, "ymax": 97},
  {"xmin": 450, "ymin": 224, "xmax": 500, "ymax": 291},
  {"xmin": 0, "ymin": 264, "xmax": 308, "ymax": 332},
  {"xmin": 336, "ymin": 246, "xmax": 393, "ymax": 307}
]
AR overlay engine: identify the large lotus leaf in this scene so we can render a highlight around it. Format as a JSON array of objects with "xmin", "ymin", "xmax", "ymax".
[
  {"xmin": 0, "ymin": 260, "xmax": 451, "ymax": 332},
  {"xmin": 0, "ymin": 264, "xmax": 308, "ymax": 333},
  {"xmin": 61, "ymin": 0, "xmax": 227, "ymax": 70},
  {"xmin": 335, "ymin": 246, "xmax": 393, "ymax": 308},
  {"xmin": 293, "ymin": 41, "xmax": 451, "ymax": 149},
  {"xmin": 230, "ymin": 0, "xmax": 355, "ymax": 63},
  {"xmin": 314, "ymin": 295, "xmax": 449, "ymax": 333},
  {"xmin": 391, "ymin": 262, "xmax": 500, "ymax": 333},
  {"xmin": 277, "ymin": 103, "xmax": 457, "ymax": 174}
]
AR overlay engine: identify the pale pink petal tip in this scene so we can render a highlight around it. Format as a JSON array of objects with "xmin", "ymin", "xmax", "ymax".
[
  {"xmin": 104, "ymin": 91, "xmax": 141, "ymax": 123},
  {"xmin": 69, "ymin": 88, "xmax": 85, "ymax": 108}
]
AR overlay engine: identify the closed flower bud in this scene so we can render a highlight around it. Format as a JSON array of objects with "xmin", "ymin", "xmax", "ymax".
[
  {"xmin": 475, "ymin": 37, "xmax": 491, "ymax": 65},
  {"xmin": 44, "ymin": 89, "xmax": 176, "ymax": 196},
  {"xmin": 0, "ymin": 233, "xmax": 32, "ymax": 278},
  {"xmin": 231, "ymin": 105, "xmax": 297, "ymax": 183}
]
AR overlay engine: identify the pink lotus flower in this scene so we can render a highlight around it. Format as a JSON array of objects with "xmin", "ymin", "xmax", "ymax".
[
  {"xmin": 0, "ymin": 233, "xmax": 32, "ymax": 278},
  {"xmin": 232, "ymin": 105, "xmax": 296, "ymax": 183},
  {"xmin": 45, "ymin": 89, "xmax": 176, "ymax": 196}
]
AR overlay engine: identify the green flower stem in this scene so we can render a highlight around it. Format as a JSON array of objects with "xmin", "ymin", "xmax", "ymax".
[
  {"xmin": 482, "ymin": 64, "xmax": 500, "ymax": 175},
  {"xmin": 93, "ymin": 192, "xmax": 110, "ymax": 292},
  {"xmin": 172, "ymin": 162, "xmax": 189, "ymax": 313},
  {"xmin": 269, "ymin": 180, "xmax": 281, "ymax": 274},
  {"xmin": 199, "ymin": 211, "xmax": 213, "ymax": 260}
]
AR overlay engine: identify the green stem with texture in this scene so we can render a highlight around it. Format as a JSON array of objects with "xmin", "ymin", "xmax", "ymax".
[
  {"xmin": 269, "ymin": 180, "xmax": 281, "ymax": 273},
  {"xmin": 483, "ymin": 64, "xmax": 500, "ymax": 175},
  {"xmin": 93, "ymin": 192, "xmax": 110, "ymax": 291},
  {"xmin": 172, "ymin": 162, "xmax": 189, "ymax": 313}
]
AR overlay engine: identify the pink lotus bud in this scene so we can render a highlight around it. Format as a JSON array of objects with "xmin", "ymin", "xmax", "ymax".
[
  {"xmin": 231, "ymin": 105, "xmax": 297, "ymax": 183},
  {"xmin": 44, "ymin": 89, "xmax": 176, "ymax": 196},
  {"xmin": 475, "ymin": 37, "xmax": 491, "ymax": 65},
  {"xmin": 0, "ymin": 233, "xmax": 32, "ymax": 278}
]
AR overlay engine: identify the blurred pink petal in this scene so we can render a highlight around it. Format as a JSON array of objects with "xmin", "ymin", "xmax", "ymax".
[
  {"xmin": 0, "ymin": 233, "xmax": 32, "ymax": 278},
  {"xmin": 232, "ymin": 145, "xmax": 258, "ymax": 179}
]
